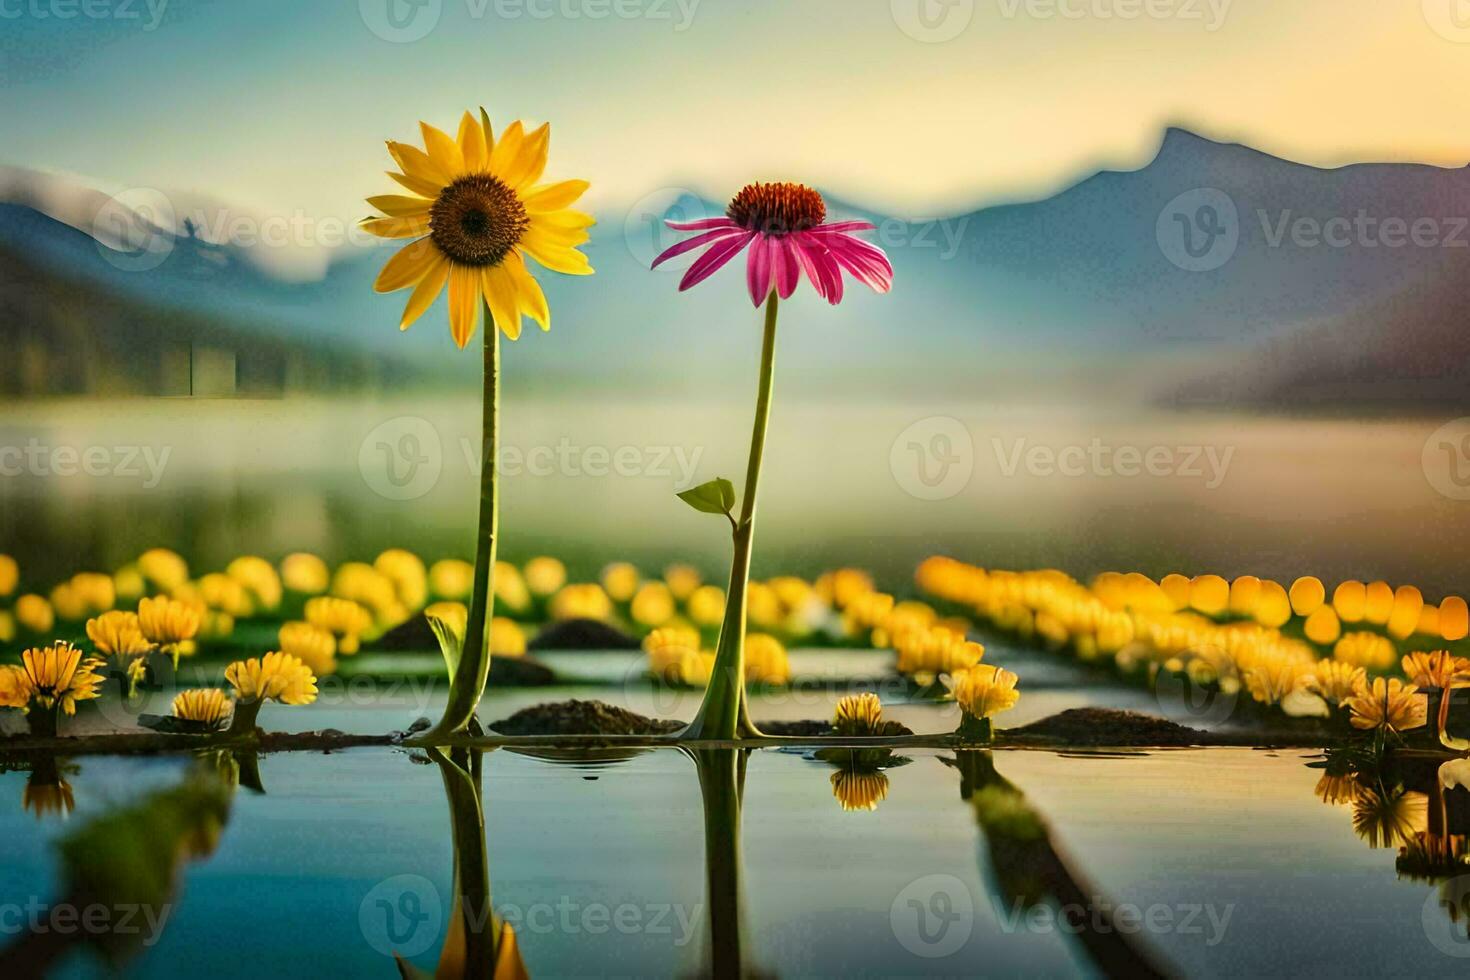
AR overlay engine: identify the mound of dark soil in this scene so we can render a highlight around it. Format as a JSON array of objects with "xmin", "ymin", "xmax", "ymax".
[
  {"xmin": 529, "ymin": 619, "xmax": 641, "ymax": 651},
  {"xmin": 1008, "ymin": 708, "xmax": 1206, "ymax": 747},
  {"xmin": 489, "ymin": 699, "xmax": 682, "ymax": 736}
]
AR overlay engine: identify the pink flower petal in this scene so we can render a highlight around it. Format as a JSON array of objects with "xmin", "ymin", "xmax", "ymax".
[
  {"xmin": 746, "ymin": 234, "xmax": 776, "ymax": 306},
  {"xmin": 809, "ymin": 221, "xmax": 877, "ymax": 234},
  {"xmin": 774, "ymin": 236, "xmax": 801, "ymax": 300},
  {"xmin": 826, "ymin": 233, "xmax": 894, "ymax": 293},
  {"xmin": 652, "ymin": 227, "xmax": 746, "ymax": 269},
  {"xmin": 804, "ymin": 236, "xmax": 846, "ymax": 305},
  {"xmin": 679, "ymin": 232, "xmax": 755, "ymax": 291},
  {"xmin": 665, "ymin": 217, "xmax": 740, "ymax": 232},
  {"xmin": 789, "ymin": 237, "xmax": 829, "ymax": 303}
]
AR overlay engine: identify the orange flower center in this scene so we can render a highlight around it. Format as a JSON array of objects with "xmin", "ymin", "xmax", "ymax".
[
  {"xmin": 727, "ymin": 181, "xmax": 826, "ymax": 235},
  {"xmin": 430, "ymin": 174, "xmax": 529, "ymax": 266}
]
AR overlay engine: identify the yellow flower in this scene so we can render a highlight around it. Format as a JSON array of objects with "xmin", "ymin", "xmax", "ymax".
[
  {"xmin": 278, "ymin": 621, "xmax": 338, "ymax": 676},
  {"xmin": 365, "ymin": 109, "xmax": 593, "ymax": 347},
  {"xmin": 14, "ymin": 594, "xmax": 53, "ymax": 634},
  {"xmin": 1303, "ymin": 606, "xmax": 1341, "ymax": 645},
  {"xmin": 629, "ymin": 582, "xmax": 676, "ymax": 627},
  {"xmin": 0, "ymin": 664, "xmax": 30, "ymax": 708},
  {"xmin": 375, "ymin": 549, "xmax": 428, "ymax": 611},
  {"xmin": 685, "ymin": 585, "xmax": 726, "ymax": 627},
  {"xmin": 0, "ymin": 554, "xmax": 17, "ymax": 596},
  {"xmin": 1313, "ymin": 773, "xmax": 1361, "ymax": 806},
  {"xmin": 137, "ymin": 596, "xmax": 201, "ymax": 653},
  {"xmin": 1352, "ymin": 786, "xmax": 1428, "ymax": 849},
  {"xmin": 225, "ymin": 652, "xmax": 318, "ymax": 705},
  {"xmin": 138, "ymin": 548, "xmax": 190, "ymax": 591},
  {"xmin": 86, "ymin": 610, "xmax": 152, "ymax": 662},
  {"xmin": 429, "ymin": 559, "xmax": 476, "ymax": 600},
  {"xmin": 0, "ymin": 611, "xmax": 13, "ymax": 644},
  {"xmin": 49, "ymin": 583, "xmax": 85, "ymax": 621},
  {"xmin": 227, "ymin": 556, "xmax": 283, "ymax": 612},
  {"xmin": 550, "ymin": 584, "xmax": 612, "ymax": 622},
  {"xmin": 494, "ymin": 560, "xmax": 531, "ymax": 613},
  {"xmin": 1189, "ymin": 574, "xmax": 1229, "ymax": 615},
  {"xmin": 1289, "ymin": 576, "xmax": 1325, "ymax": 616},
  {"xmin": 112, "ymin": 565, "xmax": 145, "ymax": 605},
  {"xmin": 1334, "ymin": 631, "xmax": 1395, "ymax": 671},
  {"xmin": 1346, "ymin": 677, "xmax": 1427, "ymax": 734},
  {"xmin": 816, "ymin": 568, "xmax": 877, "ymax": 609},
  {"xmin": 1401, "ymin": 650, "xmax": 1470, "ymax": 691},
  {"xmin": 663, "ymin": 563, "xmax": 702, "ymax": 601},
  {"xmin": 305, "ymin": 596, "xmax": 374, "ymax": 655},
  {"xmin": 523, "ymin": 556, "xmax": 567, "ymax": 597},
  {"xmin": 644, "ymin": 626, "xmax": 701, "ymax": 682},
  {"xmin": 490, "ymin": 617, "xmax": 527, "ymax": 657},
  {"xmin": 1243, "ymin": 655, "xmax": 1308, "ymax": 706},
  {"xmin": 831, "ymin": 769, "xmax": 889, "ymax": 812},
  {"xmin": 952, "ymin": 664, "xmax": 1021, "ymax": 721},
  {"xmin": 23, "ymin": 775, "xmax": 74, "ymax": 820},
  {"xmin": 280, "ymin": 552, "xmax": 330, "ymax": 595},
  {"xmin": 1333, "ymin": 580, "xmax": 1367, "ymax": 622},
  {"xmin": 172, "ymin": 688, "xmax": 234, "ymax": 727},
  {"xmin": 331, "ymin": 562, "xmax": 406, "ymax": 628},
  {"xmin": 744, "ymin": 633, "xmax": 790, "ymax": 685},
  {"xmin": 69, "ymin": 572, "xmax": 115, "ymax": 615},
  {"xmin": 13, "ymin": 642, "xmax": 106, "ymax": 715},
  {"xmin": 600, "ymin": 562, "xmax": 641, "ymax": 603},
  {"xmin": 199, "ymin": 573, "xmax": 254, "ymax": 618},
  {"xmin": 1304, "ymin": 660, "xmax": 1365, "ymax": 706},
  {"xmin": 833, "ymin": 692, "xmax": 884, "ymax": 736}
]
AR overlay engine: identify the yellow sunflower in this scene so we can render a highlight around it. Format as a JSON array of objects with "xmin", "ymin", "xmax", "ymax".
[{"xmin": 364, "ymin": 108, "xmax": 594, "ymax": 347}]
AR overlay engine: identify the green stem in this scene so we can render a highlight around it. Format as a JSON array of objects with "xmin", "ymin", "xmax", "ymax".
[
  {"xmin": 689, "ymin": 749, "xmax": 749, "ymax": 978},
  {"xmin": 435, "ymin": 307, "xmax": 501, "ymax": 737},
  {"xmin": 684, "ymin": 293, "xmax": 780, "ymax": 741}
]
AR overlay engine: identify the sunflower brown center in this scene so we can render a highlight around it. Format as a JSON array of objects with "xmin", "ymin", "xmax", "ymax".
[
  {"xmin": 430, "ymin": 174, "xmax": 529, "ymax": 266},
  {"xmin": 727, "ymin": 181, "xmax": 826, "ymax": 235}
]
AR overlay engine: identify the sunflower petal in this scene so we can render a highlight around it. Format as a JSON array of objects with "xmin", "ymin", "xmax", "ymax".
[
  {"xmin": 448, "ymin": 263, "xmax": 482, "ymax": 348},
  {"xmin": 367, "ymin": 195, "xmax": 434, "ymax": 218},
  {"xmin": 483, "ymin": 263, "xmax": 523, "ymax": 341},
  {"xmin": 525, "ymin": 219, "xmax": 590, "ymax": 249},
  {"xmin": 505, "ymin": 122, "xmax": 550, "ymax": 189},
  {"xmin": 399, "ymin": 253, "xmax": 450, "ymax": 330},
  {"xmin": 374, "ymin": 239, "xmax": 441, "ymax": 292},
  {"xmin": 361, "ymin": 214, "xmax": 431, "ymax": 239},
  {"xmin": 505, "ymin": 251, "xmax": 549, "ymax": 331},
  {"xmin": 479, "ymin": 107, "xmax": 495, "ymax": 158},
  {"xmin": 523, "ymin": 179, "xmax": 589, "ymax": 213},
  {"xmin": 420, "ymin": 121, "xmax": 465, "ymax": 178},
  {"xmin": 387, "ymin": 141, "xmax": 449, "ymax": 188},
  {"xmin": 521, "ymin": 227, "xmax": 594, "ymax": 275},
  {"xmin": 386, "ymin": 170, "xmax": 442, "ymax": 199},
  {"xmin": 457, "ymin": 111, "xmax": 487, "ymax": 173},
  {"xmin": 531, "ymin": 209, "xmax": 595, "ymax": 230},
  {"xmin": 488, "ymin": 120, "xmax": 524, "ymax": 179}
]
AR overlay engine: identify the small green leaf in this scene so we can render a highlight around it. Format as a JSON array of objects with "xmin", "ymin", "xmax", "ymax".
[{"xmin": 677, "ymin": 478, "xmax": 736, "ymax": 516}]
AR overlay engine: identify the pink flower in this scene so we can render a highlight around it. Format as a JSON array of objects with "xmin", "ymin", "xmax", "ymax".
[{"xmin": 651, "ymin": 182, "xmax": 894, "ymax": 305}]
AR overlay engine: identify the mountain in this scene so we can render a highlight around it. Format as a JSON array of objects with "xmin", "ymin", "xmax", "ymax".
[{"xmin": 4, "ymin": 127, "xmax": 1469, "ymax": 408}]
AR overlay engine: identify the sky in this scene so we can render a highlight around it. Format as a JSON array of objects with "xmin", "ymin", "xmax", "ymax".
[{"xmin": 2, "ymin": 0, "xmax": 1469, "ymax": 231}]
